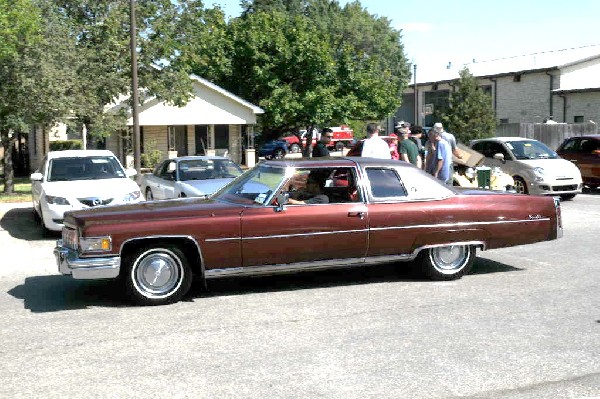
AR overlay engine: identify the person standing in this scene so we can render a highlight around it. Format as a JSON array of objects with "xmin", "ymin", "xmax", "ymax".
[
  {"xmin": 312, "ymin": 128, "xmax": 332, "ymax": 157},
  {"xmin": 361, "ymin": 123, "xmax": 391, "ymax": 159},
  {"xmin": 433, "ymin": 122, "xmax": 461, "ymax": 159},
  {"xmin": 388, "ymin": 133, "xmax": 400, "ymax": 160},
  {"xmin": 398, "ymin": 127, "xmax": 421, "ymax": 168},
  {"xmin": 409, "ymin": 125, "xmax": 426, "ymax": 167},
  {"xmin": 431, "ymin": 129, "xmax": 453, "ymax": 185}
]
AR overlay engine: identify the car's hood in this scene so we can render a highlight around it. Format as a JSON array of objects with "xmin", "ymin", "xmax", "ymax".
[
  {"xmin": 516, "ymin": 158, "xmax": 581, "ymax": 177},
  {"xmin": 180, "ymin": 178, "xmax": 235, "ymax": 195},
  {"xmin": 42, "ymin": 178, "xmax": 139, "ymax": 197},
  {"xmin": 63, "ymin": 198, "xmax": 243, "ymax": 230}
]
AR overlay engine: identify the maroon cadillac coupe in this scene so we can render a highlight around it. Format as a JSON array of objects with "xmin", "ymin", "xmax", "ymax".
[{"xmin": 55, "ymin": 157, "xmax": 562, "ymax": 305}]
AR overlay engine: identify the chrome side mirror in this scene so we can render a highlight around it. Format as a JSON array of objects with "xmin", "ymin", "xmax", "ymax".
[{"xmin": 274, "ymin": 192, "xmax": 289, "ymax": 212}]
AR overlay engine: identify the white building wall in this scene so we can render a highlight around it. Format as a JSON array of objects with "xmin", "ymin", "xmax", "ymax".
[
  {"xmin": 561, "ymin": 92, "xmax": 600, "ymax": 124},
  {"xmin": 492, "ymin": 72, "xmax": 554, "ymax": 123},
  {"xmin": 560, "ymin": 58, "xmax": 600, "ymax": 90}
]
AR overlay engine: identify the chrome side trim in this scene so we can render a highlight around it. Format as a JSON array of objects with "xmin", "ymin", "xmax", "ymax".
[
  {"xmin": 204, "ymin": 241, "xmax": 485, "ymax": 279},
  {"xmin": 369, "ymin": 218, "xmax": 549, "ymax": 232},
  {"xmin": 205, "ymin": 218, "xmax": 546, "ymax": 242}
]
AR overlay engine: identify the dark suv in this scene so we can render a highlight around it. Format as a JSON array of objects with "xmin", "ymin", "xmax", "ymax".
[{"xmin": 556, "ymin": 135, "xmax": 600, "ymax": 189}]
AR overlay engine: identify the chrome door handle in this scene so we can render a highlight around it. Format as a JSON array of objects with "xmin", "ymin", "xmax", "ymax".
[{"xmin": 348, "ymin": 211, "xmax": 365, "ymax": 219}]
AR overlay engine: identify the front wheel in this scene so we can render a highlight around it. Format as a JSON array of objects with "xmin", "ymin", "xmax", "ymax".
[
  {"xmin": 418, "ymin": 245, "xmax": 475, "ymax": 280},
  {"xmin": 335, "ymin": 141, "xmax": 345, "ymax": 151},
  {"xmin": 145, "ymin": 188, "xmax": 154, "ymax": 201},
  {"xmin": 272, "ymin": 148, "xmax": 286, "ymax": 159},
  {"xmin": 560, "ymin": 193, "xmax": 576, "ymax": 201},
  {"xmin": 289, "ymin": 143, "xmax": 300, "ymax": 153},
  {"xmin": 123, "ymin": 246, "xmax": 192, "ymax": 305}
]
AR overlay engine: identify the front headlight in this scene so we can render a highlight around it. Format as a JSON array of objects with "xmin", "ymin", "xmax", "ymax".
[
  {"xmin": 123, "ymin": 190, "xmax": 141, "ymax": 202},
  {"xmin": 533, "ymin": 167, "xmax": 545, "ymax": 182},
  {"xmin": 79, "ymin": 236, "xmax": 112, "ymax": 252},
  {"xmin": 46, "ymin": 195, "xmax": 70, "ymax": 205}
]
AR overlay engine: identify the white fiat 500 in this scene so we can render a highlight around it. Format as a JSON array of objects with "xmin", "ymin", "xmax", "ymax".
[
  {"xmin": 470, "ymin": 137, "xmax": 583, "ymax": 200},
  {"xmin": 31, "ymin": 150, "xmax": 143, "ymax": 232}
]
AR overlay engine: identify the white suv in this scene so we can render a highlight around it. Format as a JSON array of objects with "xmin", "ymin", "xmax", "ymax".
[
  {"xmin": 470, "ymin": 137, "xmax": 582, "ymax": 200},
  {"xmin": 31, "ymin": 150, "xmax": 143, "ymax": 232}
]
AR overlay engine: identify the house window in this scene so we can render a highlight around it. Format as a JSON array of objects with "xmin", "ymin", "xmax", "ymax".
[
  {"xmin": 574, "ymin": 116, "xmax": 584, "ymax": 123},
  {"xmin": 513, "ymin": 74, "xmax": 521, "ymax": 82},
  {"xmin": 499, "ymin": 118, "xmax": 509, "ymax": 124}
]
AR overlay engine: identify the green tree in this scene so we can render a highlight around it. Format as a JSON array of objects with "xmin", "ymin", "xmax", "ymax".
[
  {"xmin": 440, "ymin": 67, "xmax": 496, "ymax": 144},
  {"xmin": 0, "ymin": 0, "xmax": 42, "ymax": 193},
  {"xmin": 206, "ymin": 0, "xmax": 410, "ymax": 152}
]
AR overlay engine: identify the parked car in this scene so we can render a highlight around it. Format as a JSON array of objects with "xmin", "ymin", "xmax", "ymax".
[
  {"xmin": 55, "ymin": 157, "xmax": 562, "ymax": 305},
  {"xmin": 279, "ymin": 132, "xmax": 304, "ymax": 153},
  {"xmin": 141, "ymin": 156, "xmax": 244, "ymax": 200},
  {"xmin": 31, "ymin": 150, "xmax": 142, "ymax": 232},
  {"xmin": 470, "ymin": 137, "xmax": 583, "ymax": 200},
  {"xmin": 556, "ymin": 135, "xmax": 600, "ymax": 189},
  {"xmin": 258, "ymin": 139, "xmax": 288, "ymax": 159}
]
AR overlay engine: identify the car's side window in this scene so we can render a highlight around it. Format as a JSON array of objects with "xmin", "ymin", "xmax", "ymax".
[
  {"xmin": 560, "ymin": 138, "xmax": 578, "ymax": 153},
  {"xmin": 365, "ymin": 167, "xmax": 407, "ymax": 199},
  {"xmin": 580, "ymin": 139, "xmax": 599, "ymax": 153}
]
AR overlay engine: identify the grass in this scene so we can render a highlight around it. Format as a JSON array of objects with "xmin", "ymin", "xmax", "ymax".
[{"xmin": 0, "ymin": 177, "xmax": 32, "ymax": 203}]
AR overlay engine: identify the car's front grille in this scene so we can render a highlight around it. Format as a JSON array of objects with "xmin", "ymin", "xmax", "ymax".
[
  {"xmin": 78, "ymin": 198, "xmax": 114, "ymax": 207},
  {"xmin": 62, "ymin": 227, "xmax": 78, "ymax": 250},
  {"xmin": 552, "ymin": 184, "xmax": 578, "ymax": 191}
]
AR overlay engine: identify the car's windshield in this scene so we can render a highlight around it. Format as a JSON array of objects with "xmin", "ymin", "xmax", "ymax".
[
  {"xmin": 47, "ymin": 156, "xmax": 125, "ymax": 182},
  {"xmin": 214, "ymin": 164, "xmax": 287, "ymax": 205},
  {"xmin": 177, "ymin": 158, "xmax": 243, "ymax": 181},
  {"xmin": 506, "ymin": 140, "xmax": 559, "ymax": 160}
]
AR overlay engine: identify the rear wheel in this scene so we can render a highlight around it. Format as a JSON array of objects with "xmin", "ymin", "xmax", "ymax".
[
  {"xmin": 513, "ymin": 176, "xmax": 528, "ymax": 194},
  {"xmin": 418, "ymin": 245, "xmax": 475, "ymax": 280},
  {"xmin": 289, "ymin": 143, "xmax": 300, "ymax": 153},
  {"xmin": 123, "ymin": 245, "xmax": 193, "ymax": 306},
  {"xmin": 335, "ymin": 141, "xmax": 345, "ymax": 151}
]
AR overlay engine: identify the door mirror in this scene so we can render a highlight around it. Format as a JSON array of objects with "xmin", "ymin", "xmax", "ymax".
[
  {"xmin": 274, "ymin": 192, "xmax": 289, "ymax": 212},
  {"xmin": 493, "ymin": 153, "xmax": 505, "ymax": 162}
]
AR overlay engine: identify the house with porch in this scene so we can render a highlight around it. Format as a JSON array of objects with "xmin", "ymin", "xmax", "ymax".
[{"xmin": 28, "ymin": 74, "xmax": 264, "ymax": 172}]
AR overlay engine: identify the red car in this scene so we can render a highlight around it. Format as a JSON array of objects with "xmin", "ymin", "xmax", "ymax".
[
  {"xmin": 556, "ymin": 135, "xmax": 600, "ymax": 189},
  {"xmin": 55, "ymin": 158, "xmax": 562, "ymax": 305}
]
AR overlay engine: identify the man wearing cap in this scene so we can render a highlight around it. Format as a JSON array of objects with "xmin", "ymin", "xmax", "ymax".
[
  {"xmin": 409, "ymin": 125, "xmax": 426, "ymax": 167},
  {"xmin": 398, "ymin": 127, "xmax": 421, "ymax": 168},
  {"xmin": 433, "ymin": 122, "xmax": 461, "ymax": 159},
  {"xmin": 430, "ymin": 129, "xmax": 453, "ymax": 185},
  {"xmin": 361, "ymin": 123, "xmax": 391, "ymax": 159}
]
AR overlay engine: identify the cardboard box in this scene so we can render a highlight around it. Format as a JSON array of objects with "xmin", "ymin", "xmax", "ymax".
[{"xmin": 453, "ymin": 143, "xmax": 485, "ymax": 167}]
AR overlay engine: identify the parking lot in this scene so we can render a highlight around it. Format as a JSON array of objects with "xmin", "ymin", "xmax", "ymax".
[{"xmin": 0, "ymin": 192, "xmax": 599, "ymax": 398}]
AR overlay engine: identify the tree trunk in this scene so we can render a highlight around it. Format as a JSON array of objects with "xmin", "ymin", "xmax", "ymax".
[{"xmin": 2, "ymin": 135, "xmax": 15, "ymax": 194}]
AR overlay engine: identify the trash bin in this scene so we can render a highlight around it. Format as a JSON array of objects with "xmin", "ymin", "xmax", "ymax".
[{"xmin": 476, "ymin": 166, "xmax": 491, "ymax": 189}]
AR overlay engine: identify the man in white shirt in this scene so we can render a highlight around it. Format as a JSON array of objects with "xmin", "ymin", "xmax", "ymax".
[{"xmin": 361, "ymin": 123, "xmax": 391, "ymax": 159}]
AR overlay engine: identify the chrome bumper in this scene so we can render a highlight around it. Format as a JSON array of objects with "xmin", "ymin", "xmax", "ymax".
[{"xmin": 54, "ymin": 240, "xmax": 120, "ymax": 280}]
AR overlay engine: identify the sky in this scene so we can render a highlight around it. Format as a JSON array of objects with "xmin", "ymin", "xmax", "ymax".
[{"xmin": 211, "ymin": 0, "xmax": 600, "ymax": 78}]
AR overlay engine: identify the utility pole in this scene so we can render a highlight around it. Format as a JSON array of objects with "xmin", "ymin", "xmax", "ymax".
[
  {"xmin": 413, "ymin": 63, "xmax": 418, "ymax": 126},
  {"xmin": 129, "ymin": 0, "xmax": 141, "ymax": 180}
]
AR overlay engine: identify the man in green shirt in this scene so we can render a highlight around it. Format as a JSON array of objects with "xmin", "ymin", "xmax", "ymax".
[{"xmin": 398, "ymin": 127, "xmax": 421, "ymax": 168}]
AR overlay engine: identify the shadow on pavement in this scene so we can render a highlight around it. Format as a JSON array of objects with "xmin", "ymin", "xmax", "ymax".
[
  {"xmin": 0, "ymin": 207, "xmax": 60, "ymax": 241},
  {"xmin": 8, "ymin": 257, "xmax": 522, "ymax": 312},
  {"xmin": 8, "ymin": 275, "xmax": 127, "ymax": 313}
]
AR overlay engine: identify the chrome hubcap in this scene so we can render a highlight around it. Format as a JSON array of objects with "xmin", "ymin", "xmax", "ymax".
[
  {"xmin": 133, "ymin": 250, "xmax": 181, "ymax": 298},
  {"xmin": 431, "ymin": 246, "xmax": 468, "ymax": 273}
]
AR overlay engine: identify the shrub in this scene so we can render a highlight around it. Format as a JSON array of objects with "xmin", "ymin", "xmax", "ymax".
[{"xmin": 49, "ymin": 140, "xmax": 83, "ymax": 151}]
